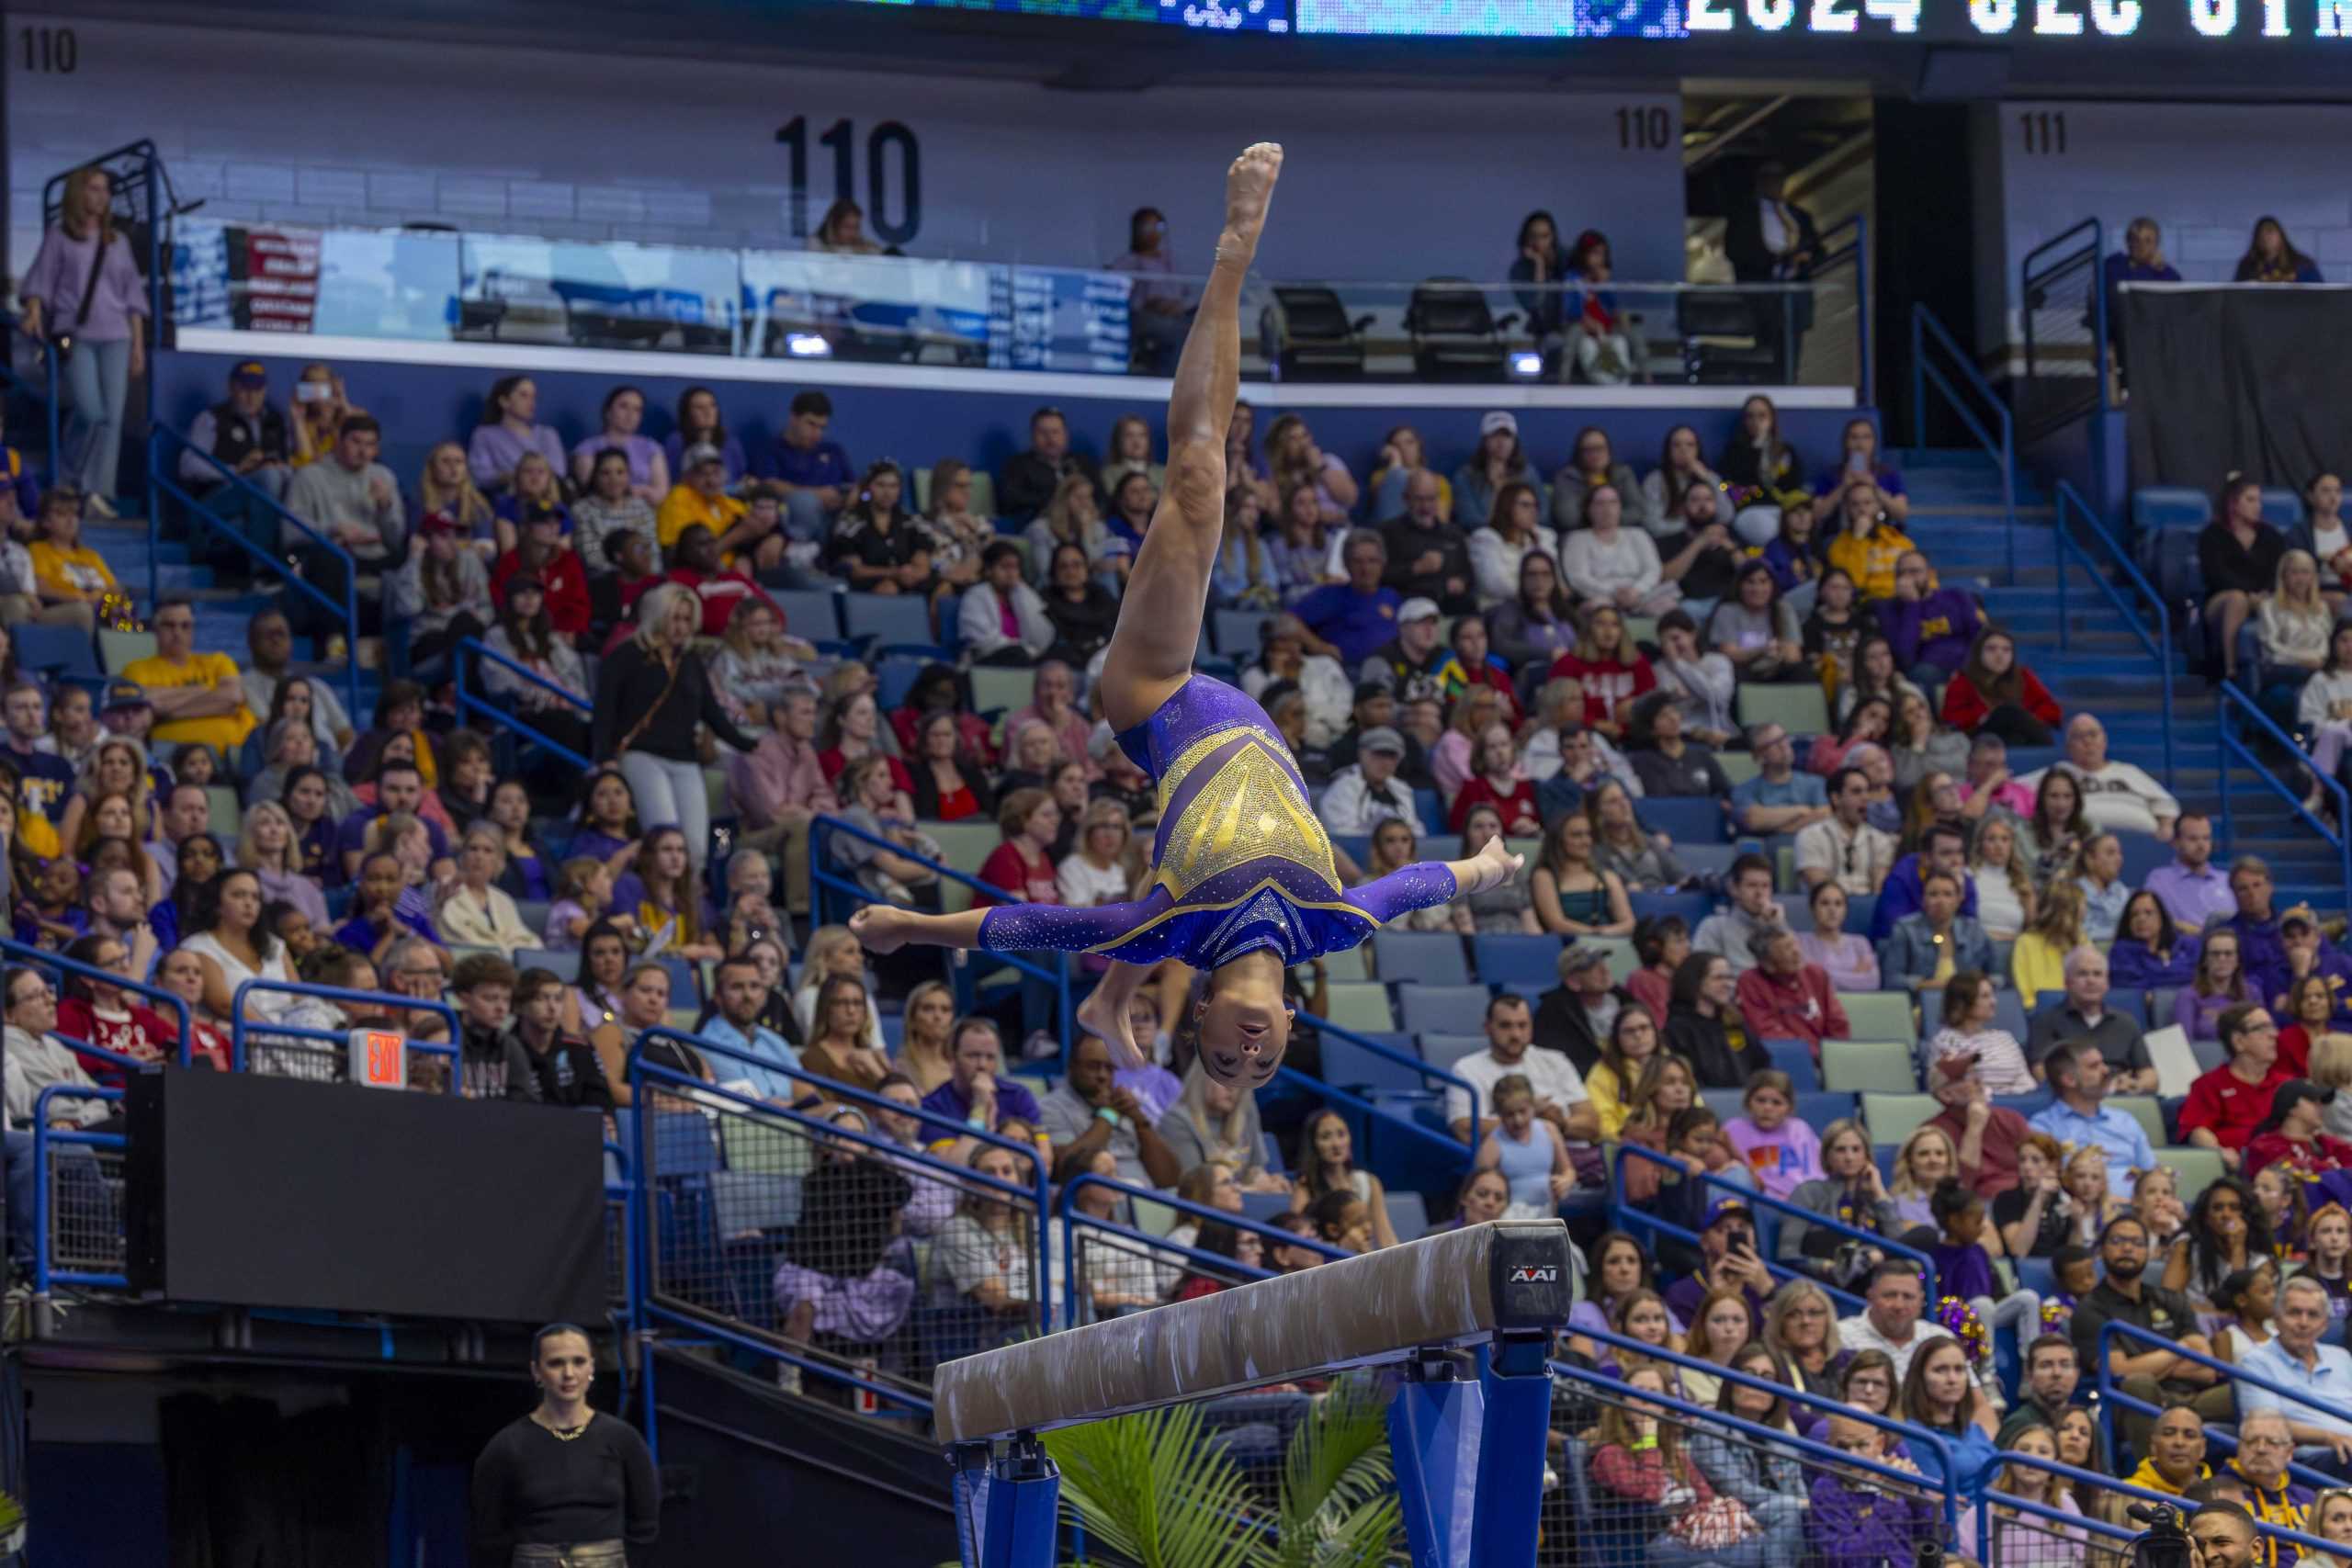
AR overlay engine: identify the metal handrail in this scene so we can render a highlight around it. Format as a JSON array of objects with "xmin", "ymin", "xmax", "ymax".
[
  {"xmin": 1563, "ymin": 1321, "xmax": 1962, "ymax": 1536},
  {"xmin": 0, "ymin": 934, "xmax": 194, "ymax": 1066},
  {"xmin": 32, "ymin": 1084, "xmax": 128, "ymax": 1294},
  {"xmin": 1609, "ymin": 1183, "xmax": 1865, "ymax": 1315},
  {"xmin": 1055, "ymin": 1172, "xmax": 1351, "ymax": 1330},
  {"xmin": 0, "ymin": 312, "xmax": 61, "ymax": 490},
  {"xmin": 2217, "ymin": 682, "xmax": 2352, "ymax": 908},
  {"xmin": 453, "ymin": 637, "xmax": 592, "ymax": 772},
  {"xmin": 1991, "ymin": 1439, "xmax": 2346, "ymax": 1560},
  {"xmin": 2053, "ymin": 477, "xmax": 2174, "ymax": 784},
  {"xmin": 2097, "ymin": 1318, "xmax": 2351, "ymax": 1495},
  {"xmin": 2019, "ymin": 216, "xmax": 2109, "ymax": 427},
  {"xmin": 1613, "ymin": 1141, "xmax": 1940, "ymax": 1307},
  {"xmin": 228, "ymin": 977, "xmax": 462, "ymax": 1093},
  {"xmin": 148, "ymin": 423, "xmax": 363, "ymax": 721},
  {"xmin": 1546, "ymin": 1348, "xmax": 1959, "ymax": 1539},
  {"xmin": 808, "ymin": 813, "xmax": 1073, "ymax": 1050},
  {"xmin": 1294, "ymin": 1007, "xmax": 1481, "ymax": 1155},
  {"xmin": 1911, "ymin": 302, "xmax": 2018, "ymax": 583}
]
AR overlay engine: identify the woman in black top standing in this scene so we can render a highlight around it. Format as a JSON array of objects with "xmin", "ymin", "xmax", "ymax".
[
  {"xmin": 593, "ymin": 582, "xmax": 757, "ymax": 879},
  {"xmin": 2200, "ymin": 474, "xmax": 2288, "ymax": 681},
  {"xmin": 471, "ymin": 1323, "xmax": 658, "ymax": 1565}
]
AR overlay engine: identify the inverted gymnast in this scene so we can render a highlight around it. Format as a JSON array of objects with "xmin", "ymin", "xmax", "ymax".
[{"xmin": 850, "ymin": 143, "xmax": 1520, "ymax": 1088}]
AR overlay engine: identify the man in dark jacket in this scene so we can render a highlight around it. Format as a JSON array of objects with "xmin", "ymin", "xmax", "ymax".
[
  {"xmin": 1532, "ymin": 943, "xmax": 1632, "ymax": 1077},
  {"xmin": 1723, "ymin": 162, "xmax": 1820, "ymax": 378},
  {"xmin": 1378, "ymin": 471, "xmax": 1475, "ymax": 614},
  {"xmin": 996, "ymin": 405, "xmax": 1102, "ymax": 524},
  {"xmin": 182, "ymin": 359, "xmax": 293, "ymax": 563}
]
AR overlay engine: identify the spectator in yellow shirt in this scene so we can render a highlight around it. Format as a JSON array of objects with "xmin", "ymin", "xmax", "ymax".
[
  {"xmin": 28, "ymin": 490, "xmax": 121, "ymax": 617},
  {"xmin": 1824, "ymin": 478, "xmax": 1918, "ymax": 604},
  {"xmin": 656, "ymin": 443, "xmax": 777, "ymax": 570},
  {"xmin": 119, "ymin": 597, "xmax": 257, "ymax": 757}
]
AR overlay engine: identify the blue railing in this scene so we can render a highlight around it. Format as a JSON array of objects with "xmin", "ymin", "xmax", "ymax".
[
  {"xmin": 1290, "ymin": 1007, "xmax": 1480, "ymax": 1156},
  {"xmin": 1811, "ymin": 213, "xmax": 1872, "ymax": 407},
  {"xmin": 1612, "ymin": 1142, "xmax": 1939, "ymax": 1312},
  {"xmin": 1911, "ymin": 302, "xmax": 2018, "ymax": 583},
  {"xmin": 1, "ymin": 314, "xmax": 61, "ymax": 491},
  {"xmin": 228, "ymin": 977, "xmax": 462, "ymax": 1092},
  {"xmin": 1992, "ymin": 1439, "xmax": 2344, "ymax": 1562},
  {"xmin": 1055, "ymin": 1171, "xmax": 1348, "ymax": 1331},
  {"xmin": 2019, "ymin": 216, "xmax": 2109, "ymax": 434},
  {"xmin": 808, "ymin": 814, "xmax": 1074, "ymax": 1051},
  {"xmin": 2217, "ymin": 682, "xmax": 2352, "ymax": 908},
  {"xmin": 148, "ymin": 423, "xmax": 363, "ymax": 721},
  {"xmin": 453, "ymin": 637, "xmax": 592, "ymax": 772},
  {"xmin": 2053, "ymin": 476, "xmax": 2173, "ymax": 784},
  {"xmin": 1560, "ymin": 1322, "xmax": 1962, "ymax": 1539},
  {"xmin": 0, "ymin": 934, "xmax": 194, "ymax": 1066},
  {"xmin": 2097, "ymin": 1318, "xmax": 2349, "ymax": 1495},
  {"xmin": 32, "ymin": 1083, "xmax": 127, "ymax": 1294}
]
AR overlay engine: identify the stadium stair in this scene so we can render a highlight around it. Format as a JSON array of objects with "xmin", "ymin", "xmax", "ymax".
[{"xmin": 1900, "ymin": 449, "xmax": 2335, "ymax": 913}]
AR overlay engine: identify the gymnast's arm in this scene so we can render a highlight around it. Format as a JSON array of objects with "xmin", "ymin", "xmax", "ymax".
[{"xmin": 848, "ymin": 891, "xmax": 1172, "ymax": 957}]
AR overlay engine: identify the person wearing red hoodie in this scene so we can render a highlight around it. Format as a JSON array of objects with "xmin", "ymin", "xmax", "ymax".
[
  {"xmin": 1735, "ymin": 925, "xmax": 1849, "ymax": 1055},
  {"xmin": 1548, "ymin": 602, "xmax": 1655, "ymax": 739},
  {"xmin": 1939, "ymin": 625, "xmax": 2060, "ymax": 747},
  {"xmin": 490, "ymin": 505, "xmax": 591, "ymax": 638},
  {"xmin": 55, "ymin": 931, "xmax": 178, "ymax": 1082}
]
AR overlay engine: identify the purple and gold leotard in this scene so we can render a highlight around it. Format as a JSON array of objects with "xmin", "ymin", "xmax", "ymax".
[{"xmin": 976, "ymin": 676, "xmax": 1457, "ymax": 967}]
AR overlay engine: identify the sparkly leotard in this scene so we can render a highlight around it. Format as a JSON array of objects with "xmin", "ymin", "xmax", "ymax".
[{"xmin": 976, "ymin": 676, "xmax": 1457, "ymax": 968}]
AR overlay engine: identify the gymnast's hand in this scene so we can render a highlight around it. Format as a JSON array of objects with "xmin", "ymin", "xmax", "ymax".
[
  {"xmin": 1458, "ymin": 834, "xmax": 1524, "ymax": 897},
  {"xmin": 849, "ymin": 904, "xmax": 912, "ymax": 954}
]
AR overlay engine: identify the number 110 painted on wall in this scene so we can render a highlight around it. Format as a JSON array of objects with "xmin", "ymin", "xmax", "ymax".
[{"xmin": 776, "ymin": 117, "xmax": 923, "ymax": 246}]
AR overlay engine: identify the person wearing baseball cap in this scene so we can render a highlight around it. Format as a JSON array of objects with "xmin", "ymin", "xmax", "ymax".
[
  {"xmin": 1453, "ymin": 411, "xmax": 1544, "ymax": 539},
  {"xmin": 2275, "ymin": 908, "xmax": 2352, "ymax": 1046},
  {"xmin": 655, "ymin": 440, "xmax": 760, "ymax": 568},
  {"xmin": 1320, "ymin": 725, "xmax": 1421, "ymax": 836},
  {"xmin": 2244, "ymin": 1078, "xmax": 2352, "ymax": 1193},
  {"xmin": 181, "ymin": 359, "xmax": 293, "ymax": 554},
  {"xmin": 1359, "ymin": 595, "xmax": 1452, "ymax": 705}
]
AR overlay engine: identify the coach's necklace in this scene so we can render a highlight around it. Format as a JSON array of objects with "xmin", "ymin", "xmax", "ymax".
[{"xmin": 535, "ymin": 1409, "xmax": 594, "ymax": 1441}]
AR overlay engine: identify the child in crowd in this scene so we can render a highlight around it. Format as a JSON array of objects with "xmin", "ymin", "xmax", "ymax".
[
  {"xmin": 1930, "ymin": 1179, "xmax": 2041, "ymax": 1349},
  {"xmin": 452, "ymin": 953, "xmax": 532, "ymax": 1100},
  {"xmin": 334, "ymin": 849, "xmax": 440, "ymax": 960},
  {"xmin": 1984, "ymin": 1425, "xmax": 2085, "ymax": 1567},
  {"xmin": 1720, "ymin": 1069, "xmax": 1823, "ymax": 1201},
  {"xmin": 545, "ymin": 855, "xmax": 639, "ymax": 952},
  {"xmin": 13, "ymin": 855, "xmax": 85, "ymax": 950},
  {"xmin": 1306, "ymin": 1188, "xmax": 1374, "ymax": 1255},
  {"xmin": 2255, "ymin": 1162, "xmax": 2312, "ymax": 1259},
  {"xmin": 2304, "ymin": 1202, "xmax": 2352, "ymax": 1325},
  {"xmin": 1807, "ymin": 1413, "xmax": 1937, "ymax": 1568},
  {"xmin": 723, "ymin": 848, "xmax": 787, "ymax": 955},
  {"xmin": 2043, "ymin": 1244, "xmax": 2098, "ymax": 1337}
]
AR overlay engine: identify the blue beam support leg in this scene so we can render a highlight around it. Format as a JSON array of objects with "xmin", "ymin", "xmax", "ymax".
[
  {"xmin": 953, "ymin": 1436, "xmax": 1060, "ymax": 1568},
  {"xmin": 1389, "ymin": 1335, "xmax": 1552, "ymax": 1568}
]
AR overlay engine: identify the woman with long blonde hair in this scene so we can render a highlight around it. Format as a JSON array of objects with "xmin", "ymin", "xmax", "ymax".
[
  {"xmin": 2261, "ymin": 548, "xmax": 2335, "ymax": 674},
  {"xmin": 1888, "ymin": 1124, "xmax": 1962, "ymax": 1231},
  {"xmin": 1212, "ymin": 483, "xmax": 1279, "ymax": 609},
  {"xmin": 1023, "ymin": 471, "xmax": 1114, "ymax": 583},
  {"xmin": 891, "ymin": 978, "xmax": 959, "ymax": 1096},
  {"xmin": 417, "ymin": 439, "xmax": 497, "ymax": 546},
  {"xmin": 22, "ymin": 164, "xmax": 147, "ymax": 513},
  {"xmin": 2010, "ymin": 879, "xmax": 2086, "ymax": 1008}
]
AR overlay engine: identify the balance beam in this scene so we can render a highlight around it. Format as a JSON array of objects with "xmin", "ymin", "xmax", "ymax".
[{"xmin": 933, "ymin": 1218, "xmax": 1571, "ymax": 1445}]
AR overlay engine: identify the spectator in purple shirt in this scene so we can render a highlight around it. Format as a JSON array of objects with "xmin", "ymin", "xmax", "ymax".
[
  {"xmin": 467, "ymin": 376, "xmax": 566, "ymax": 497},
  {"xmin": 568, "ymin": 385, "xmax": 669, "ymax": 505},
  {"xmin": 1878, "ymin": 552, "xmax": 1983, "ymax": 681},
  {"xmin": 664, "ymin": 386, "xmax": 748, "ymax": 488},
  {"xmin": 2142, "ymin": 812, "xmax": 2236, "ymax": 937},
  {"xmin": 1295, "ymin": 530, "xmax": 1404, "ymax": 670},
  {"xmin": 918, "ymin": 1017, "xmax": 1043, "ymax": 1165},
  {"xmin": 21, "ymin": 165, "xmax": 149, "ymax": 513},
  {"xmin": 756, "ymin": 389, "xmax": 855, "ymax": 543}
]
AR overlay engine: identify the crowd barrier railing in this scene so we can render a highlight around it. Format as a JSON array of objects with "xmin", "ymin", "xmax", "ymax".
[
  {"xmin": 1285, "ymin": 1007, "xmax": 1480, "ymax": 1159},
  {"xmin": 2054, "ymin": 476, "xmax": 2174, "ymax": 785},
  {"xmin": 2018, "ymin": 215, "xmax": 2109, "ymax": 442},
  {"xmin": 1912, "ymin": 300, "xmax": 2019, "ymax": 582},
  {"xmin": 2097, "ymin": 1318, "xmax": 2347, "ymax": 1493},
  {"xmin": 229, "ymin": 978, "xmax": 462, "ymax": 1093},
  {"xmin": 148, "ymin": 423, "xmax": 363, "ymax": 721},
  {"xmin": 1611, "ymin": 1143, "xmax": 1941, "ymax": 1314},
  {"xmin": 1053, "ymin": 1170, "xmax": 1348, "ymax": 1332},
  {"xmin": 1, "ymin": 313, "xmax": 61, "ymax": 491},
  {"xmin": 1985, "ymin": 1442, "xmax": 2346, "ymax": 1563},
  {"xmin": 2218, "ymin": 681, "xmax": 2352, "ymax": 908},
  {"xmin": 453, "ymin": 637, "xmax": 594, "ymax": 773},
  {"xmin": 32, "ymin": 1083, "xmax": 128, "ymax": 1304},
  {"xmin": 0, "ymin": 935, "xmax": 194, "ymax": 1066},
  {"xmin": 808, "ymin": 814, "xmax": 1072, "ymax": 1050}
]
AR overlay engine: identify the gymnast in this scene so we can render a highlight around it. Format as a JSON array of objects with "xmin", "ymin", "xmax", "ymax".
[{"xmin": 850, "ymin": 143, "xmax": 1521, "ymax": 1088}]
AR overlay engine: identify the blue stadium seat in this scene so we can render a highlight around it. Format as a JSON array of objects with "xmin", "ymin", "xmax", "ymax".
[
  {"xmin": 2261, "ymin": 488, "xmax": 2303, "ymax": 528},
  {"xmin": 1844, "ymin": 894, "xmax": 1878, "ymax": 936},
  {"xmin": 1471, "ymin": 935, "xmax": 1561, "ymax": 989},
  {"xmin": 1373, "ymin": 931, "xmax": 1471, "ymax": 987},
  {"xmin": 1795, "ymin": 1090, "xmax": 1857, "ymax": 1131},
  {"xmin": 1412, "ymin": 789, "xmax": 1442, "ymax": 835},
  {"xmin": 1994, "ymin": 1087, "xmax": 2056, "ymax": 1120},
  {"xmin": 1761, "ymin": 1039, "xmax": 1821, "ymax": 1093},
  {"xmin": 843, "ymin": 592, "xmax": 937, "ymax": 650},
  {"xmin": 1701, "ymin": 1087, "xmax": 1744, "ymax": 1121},
  {"xmin": 1386, "ymin": 1190, "xmax": 1430, "ymax": 1243},
  {"xmin": 1213, "ymin": 609, "xmax": 1271, "ymax": 657},
  {"xmin": 1994, "ymin": 989, "xmax": 2030, "ymax": 1041},
  {"xmin": 2132, "ymin": 487, "xmax": 2211, "ymax": 536},
  {"xmin": 873, "ymin": 655, "xmax": 931, "ymax": 710},
  {"xmin": 1317, "ymin": 1032, "xmax": 1428, "ymax": 1097},
  {"xmin": 1638, "ymin": 797, "xmax": 1727, "ymax": 846},
  {"xmin": 2014, "ymin": 1255, "xmax": 2056, "ymax": 1303},
  {"xmin": 1679, "ymin": 844, "xmax": 1742, "ymax": 880},
  {"xmin": 14, "ymin": 624, "xmax": 101, "ymax": 683},
  {"xmin": 2115, "ymin": 832, "xmax": 2173, "ymax": 886},
  {"xmin": 1419, "ymin": 1032, "xmax": 1487, "ymax": 1072},
  {"xmin": 769, "ymin": 589, "xmax": 842, "ymax": 641},
  {"xmin": 1238, "ymin": 1190, "xmax": 1292, "ymax": 1224},
  {"xmin": 1627, "ymin": 891, "xmax": 1713, "ymax": 929},
  {"xmin": 1396, "ymin": 984, "xmax": 1493, "ymax": 1038},
  {"xmin": 2108, "ymin": 990, "xmax": 2148, "ymax": 1028}
]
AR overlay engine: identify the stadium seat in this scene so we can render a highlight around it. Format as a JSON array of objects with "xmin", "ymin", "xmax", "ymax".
[
  {"xmin": 1993, "ymin": 989, "xmax": 2030, "ymax": 1042},
  {"xmin": 1636, "ymin": 796, "xmax": 1727, "ymax": 846},
  {"xmin": 1396, "ymin": 984, "xmax": 1492, "ymax": 1037},
  {"xmin": 2261, "ymin": 487, "xmax": 2302, "ymax": 527},
  {"xmin": 1838, "ymin": 992, "xmax": 1916, "ymax": 1043},
  {"xmin": 1794, "ymin": 1090, "xmax": 1858, "ymax": 1131},
  {"xmin": 204, "ymin": 785, "xmax": 241, "ymax": 838},
  {"xmin": 1843, "ymin": 894, "xmax": 1877, "ymax": 935},
  {"xmin": 968, "ymin": 666, "xmax": 1035, "ymax": 717},
  {"xmin": 2167, "ymin": 1146, "xmax": 2225, "ymax": 1205},
  {"xmin": 99, "ymin": 627, "xmax": 158, "ymax": 673},
  {"xmin": 768, "ymin": 589, "xmax": 841, "ymax": 641},
  {"xmin": 1716, "ymin": 752, "xmax": 1760, "ymax": 785},
  {"xmin": 1821, "ymin": 1039, "xmax": 1919, "ymax": 1092},
  {"xmin": 1386, "ymin": 1190, "xmax": 1429, "ymax": 1243},
  {"xmin": 1373, "ymin": 931, "xmax": 1471, "ymax": 987},
  {"xmin": 1471, "ymin": 934, "xmax": 1562, "ymax": 989},
  {"xmin": 873, "ymin": 655, "xmax": 931, "ymax": 710},
  {"xmin": 1736, "ymin": 684, "xmax": 1828, "ymax": 736},
  {"xmin": 842, "ymin": 592, "xmax": 936, "ymax": 650},
  {"xmin": 531, "ymin": 948, "xmax": 582, "ymax": 983},
  {"xmin": 1701, "ymin": 1087, "xmax": 1744, "ymax": 1122},
  {"xmin": 13, "ymin": 624, "xmax": 101, "ymax": 682},
  {"xmin": 1860, "ymin": 1091, "xmax": 1941, "ymax": 1148},
  {"xmin": 2132, "ymin": 487, "xmax": 2210, "ymax": 536},
  {"xmin": 1314, "ymin": 943, "xmax": 1370, "ymax": 983},
  {"xmin": 1761, "ymin": 1039, "xmax": 1821, "ymax": 1092},
  {"xmin": 1213, "ymin": 609, "xmax": 1271, "ymax": 656},
  {"xmin": 1627, "ymin": 890, "xmax": 1712, "ymax": 929},
  {"xmin": 1319, "ymin": 982, "xmax": 1396, "ymax": 1033},
  {"xmin": 2107, "ymin": 989, "xmax": 2148, "ymax": 1028},
  {"xmin": 1317, "ymin": 1031, "xmax": 1425, "ymax": 1095},
  {"xmin": 1679, "ymin": 844, "xmax": 1743, "ymax": 880},
  {"xmin": 1419, "ymin": 1032, "xmax": 1487, "ymax": 1072},
  {"xmin": 2110, "ymin": 1095, "xmax": 2167, "ymax": 1150},
  {"xmin": 1578, "ymin": 937, "xmax": 1638, "ymax": 986}
]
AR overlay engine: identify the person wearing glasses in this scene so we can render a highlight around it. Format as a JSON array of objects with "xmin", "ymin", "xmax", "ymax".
[
  {"xmin": 120, "ymin": 596, "xmax": 259, "ymax": 760},
  {"xmin": 4, "ymin": 966, "xmax": 119, "ymax": 1132}
]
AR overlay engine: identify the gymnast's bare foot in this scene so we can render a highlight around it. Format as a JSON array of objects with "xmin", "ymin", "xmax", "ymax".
[
  {"xmin": 849, "ymin": 903, "xmax": 912, "ymax": 955},
  {"xmin": 1076, "ymin": 983, "xmax": 1146, "ymax": 1072},
  {"xmin": 1218, "ymin": 142, "xmax": 1283, "ymax": 266}
]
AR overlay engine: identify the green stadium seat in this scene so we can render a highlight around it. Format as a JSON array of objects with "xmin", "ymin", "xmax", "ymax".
[
  {"xmin": 969, "ymin": 666, "xmax": 1036, "ymax": 718},
  {"xmin": 1821, "ymin": 1038, "xmax": 1920, "ymax": 1093},
  {"xmin": 2110, "ymin": 1095, "xmax": 2167, "ymax": 1151},
  {"xmin": 2165, "ymin": 1147, "xmax": 2225, "ymax": 1205},
  {"xmin": 1838, "ymin": 992, "xmax": 1917, "ymax": 1043},
  {"xmin": 99, "ymin": 628, "xmax": 158, "ymax": 673},
  {"xmin": 1717, "ymin": 752, "xmax": 1760, "ymax": 785},
  {"xmin": 1736, "ymin": 684, "xmax": 1829, "ymax": 736},
  {"xmin": 1321, "ymin": 982, "xmax": 1396, "ymax": 1033},
  {"xmin": 204, "ymin": 786, "xmax": 242, "ymax": 839},
  {"xmin": 1860, "ymin": 1091, "xmax": 1942, "ymax": 1149}
]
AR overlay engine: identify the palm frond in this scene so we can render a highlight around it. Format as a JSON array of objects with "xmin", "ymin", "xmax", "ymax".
[
  {"xmin": 1045, "ymin": 1404, "xmax": 1261, "ymax": 1568},
  {"xmin": 1250, "ymin": 1379, "xmax": 1403, "ymax": 1568}
]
